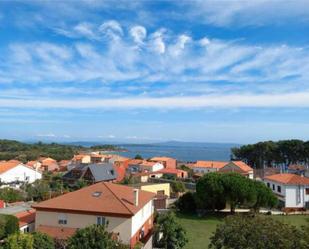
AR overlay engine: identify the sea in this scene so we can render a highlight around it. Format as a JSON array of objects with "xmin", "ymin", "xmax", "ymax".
[{"xmin": 114, "ymin": 142, "xmax": 239, "ymax": 162}]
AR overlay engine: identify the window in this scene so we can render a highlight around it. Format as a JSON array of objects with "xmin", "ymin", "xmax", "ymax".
[
  {"xmin": 97, "ymin": 216, "xmax": 106, "ymax": 226},
  {"xmin": 267, "ymin": 183, "xmax": 270, "ymax": 188},
  {"xmin": 306, "ymin": 188, "xmax": 309, "ymax": 195},
  {"xmin": 296, "ymin": 185, "xmax": 301, "ymax": 204},
  {"xmin": 157, "ymin": 190, "xmax": 165, "ymax": 196},
  {"xmin": 277, "ymin": 186, "xmax": 281, "ymax": 193},
  {"xmin": 23, "ymin": 227, "xmax": 30, "ymax": 233},
  {"xmin": 58, "ymin": 214, "xmax": 67, "ymax": 225},
  {"xmin": 272, "ymin": 184, "xmax": 275, "ymax": 190}
]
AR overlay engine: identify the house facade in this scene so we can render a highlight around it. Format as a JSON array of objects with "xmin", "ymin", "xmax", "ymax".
[
  {"xmin": 0, "ymin": 160, "xmax": 42, "ymax": 187},
  {"xmin": 189, "ymin": 161, "xmax": 228, "ymax": 174},
  {"xmin": 149, "ymin": 157, "xmax": 177, "ymax": 169},
  {"xmin": 264, "ymin": 173, "xmax": 309, "ymax": 210},
  {"xmin": 33, "ymin": 182, "xmax": 155, "ymax": 248}
]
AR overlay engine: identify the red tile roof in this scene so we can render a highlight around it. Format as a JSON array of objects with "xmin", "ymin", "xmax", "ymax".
[
  {"xmin": 193, "ymin": 161, "xmax": 228, "ymax": 169},
  {"xmin": 37, "ymin": 225, "xmax": 77, "ymax": 240},
  {"xmin": 0, "ymin": 160, "xmax": 22, "ymax": 174},
  {"xmin": 151, "ymin": 157, "xmax": 175, "ymax": 162},
  {"xmin": 33, "ymin": 182, "xmax": 155, "ymax": 217},
  {"xmin": 264, "ymin": 173, "xmax": 309, "ymax": 185},
  {"xmin": 158, "ymin": 168, "xmax": 186, "ymax": 174},
  {"xmin": 230, "ymin": 161, "xmax": 253, "ymax": 173},
  {"xmin": 14, "ymin": 209, "xmax": 36, "ymax": 228}
]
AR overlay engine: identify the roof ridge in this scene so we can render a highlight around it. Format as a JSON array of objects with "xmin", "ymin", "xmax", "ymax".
[{"xmin": 102, "ymin": 182, "xmax": 134, "ymax": 215}]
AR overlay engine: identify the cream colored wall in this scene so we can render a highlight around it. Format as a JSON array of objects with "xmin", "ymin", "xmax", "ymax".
[
  {"xmin": 141, "ymin": 183, "xmax": 170, "ymax": 197},
  {"xmin": 82, "ymin": 155, "xmax": 91, "ymax": 164},
  {"xmin": 35, "ymin": 211, "xmax": 132, "ymax": 244},
  {"xmin": 131, "ymin": 200, "xmax": 153, "ymax": 236}
]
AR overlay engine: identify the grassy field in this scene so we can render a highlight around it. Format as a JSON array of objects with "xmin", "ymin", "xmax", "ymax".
[{"xmin": 175, "ymin": 213, "xmax": 309, "ymax": 249}]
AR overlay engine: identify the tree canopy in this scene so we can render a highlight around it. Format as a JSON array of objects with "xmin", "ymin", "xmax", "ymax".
[
  {"xmin": 67, "ymin": 224, "xmax": 129, "ymax": 249},
  {"xmin": 154, "ymin": 211, "xmax": 188, "ymax": 249},
  {"xmin": 209, "ymin": 215, "xmax": 309, "ymax": 249},
  {"xmin": 196, "ymin": 172, "xmax": 277, "ymax": 213},
  {"xmin": 231, "ymin": 139, "xmax": 309, "ymax": 169}
]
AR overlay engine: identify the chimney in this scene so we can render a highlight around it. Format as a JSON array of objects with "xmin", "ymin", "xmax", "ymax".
[{"xmin": 133, "ymin": 189, "xmax": 139, "ymax": 206}]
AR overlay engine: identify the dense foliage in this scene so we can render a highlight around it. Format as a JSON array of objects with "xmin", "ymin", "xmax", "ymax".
[
  {"xmin": 0, "ymin": 139, "xmax": 124, "ymax": 162},
  {"xmin": 154, "ymin": 211, "xmax": 188, "ymax": 249},
  {"xmin": 67, "ymin": 225, "xmax": 129, "ymax": 249},
  {"xmin": 209, "ymin": 215, "xmax": 309, "ymax": 249},
  {"xmin": 0, "ymin": 215, "xmax": 19, "ymax": 239},
  {"xmin": 0, "ymin": 140, "xmax": 82, "ymax": 162},
  {"xmin": 175, "ymin": 192, "xmax": 197, "ymax": 214},
  {"xmin": 89, "ymin": 145, "xmax": 123, "ymax": 151},
  {"xmin": 4, "ymin": 233, "xmax": 33, "ymax": 249},
  {"xmin": 0, "ymin": 188, "xmax": 24, "ymax": 203},
  {"xmin": 196, "ymin": 172, "xmax": 277, "ymax": 213},
  {"xmin": 32, "ymin": 232, "xmax": 55, "ymax": 249},
  {"xmin": 232, "ymin": 139, "xmax": 309, "ymax": 169}
]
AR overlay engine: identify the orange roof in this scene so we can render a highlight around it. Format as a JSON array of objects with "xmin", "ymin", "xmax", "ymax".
[
  {"xmin": 264, "ymin": 173, "xmax": 309, "ymax": 185},
  {"xmin": 37, "ymin": 225, "xmax": 77, "ymax": 240},
  {"xmin": 288, "ymin": 164, "xmax": 306, "ymax": 171},
  {"xmin": 26, "ymin": 161, "xmax": 39, "ymax": 167},
  {"xmin": 151, "ymin": 157, "xmax": 175, "ymax": 162},
  {"xmin": 158, "ymin": 168, "xmax": 186, "ymax": 174},
  {"xmin": 229, "ymin": 161, "xmax": 253, "ymax": 173},
  {"xmin": 140, "ymin": 161, "xmax": 157, "ymax": 167},
  {"xmin": 128, "ymin": 159, "xmax": 143, "ymax": 165},
  {"xmin": 0, "ymin": 160, "xmax": 22, "ymax": 174},
  {"xmin": 15, "ymin": 209, "xmax": 36, "ymax": 228},
  {"xmin": 73, "ymin": 154, "xmax": 89, "ymax": 160},
  {"xmin": 33, "ymin": 182, "xmax": 155, "ymax": 217},
  {"xmin": 193, "ymin": 161, "xmax": 228, "ymax": 169}
]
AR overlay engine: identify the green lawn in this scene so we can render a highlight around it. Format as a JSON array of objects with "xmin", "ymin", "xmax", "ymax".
[{"xmin": 175, "ymin": 214, "xmax": 309, "ymax": 249}]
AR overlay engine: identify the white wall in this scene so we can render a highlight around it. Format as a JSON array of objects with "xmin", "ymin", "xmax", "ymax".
[
  {"xmin": 192, "ymin": 167, "xmax": 217, "ymax": 174},
  {"xmin": 0, "ymin": 164, "xmax": 42, "ymax": 184},
  {"xmin": 131, "ymin": 200, "xmax": 153, "ymax": 237},
  {"xmin": 151, "ymin": 163, "xmax": 164, "ymax": 172},
  {"xmin": 35, "ymin": 210, "xmax": 132, "ymax": 244},
  {"xmin": 264, "ymin": 179, "xmax": 309, "ymax": 208}
]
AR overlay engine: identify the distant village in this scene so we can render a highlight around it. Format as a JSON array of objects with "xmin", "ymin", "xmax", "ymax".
[{"xmin": 0, "ymin": 149, "xmax": 309, "ymax": 249}]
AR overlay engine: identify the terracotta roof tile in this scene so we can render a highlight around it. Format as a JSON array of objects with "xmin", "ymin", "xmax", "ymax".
[
  {"xmin": 151, "ymin": 157, "xmax": 175, "ymax": 162},
  {"xmin": 230, "ymin": 161, "xmax": 253, "ymax": 172},
  {"xmin": 0, "ymin": 160, "xmax": 22, "ymax": 174},
  {"xmin": 33, "ymin": 182, "xmax": 155, "ymax": 217},
  {"xmin": 264, "ymin": 173, "xmax": 309, "ymax": 185},
  {"xmin": 193, "ymin": 161, "xmax": 228, "ymax": 169},
  {"xmin": 14, "ymin": 209, "xmax": 36, "ymax": 228}
]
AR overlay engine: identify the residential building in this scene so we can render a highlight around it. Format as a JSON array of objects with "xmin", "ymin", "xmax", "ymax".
[
  {"xmin": 189, "ymin": 160, "xmax": 254, "ymax": 179},
  {"xmin": 264, "ymin": 173, "xmax": 309, "ymax": 210},
  {"xmin": 288, "ymin": 164, "xmax": 307, "ymax": 176},
  {"xmin": 130, "ymin": 183, "xmax": 170, "ymax": 210},
  {"xmin": 0, "ymin": 160, "xmax": 42, "ymax": 187},
  {"xmin": 62, "ymin": 163, "xmax": 117, "ymax": 185},
  {"xmin": 72, "ymin": 154, "xmax": 91, "ymax": 164},
  {"xmin": 219, "ymin": 161, "xmax": 254, "ymax": 179},
  {"xmin": 140, "ymin": 161, "xmax": 164, "ymax": 173},
  {"xmin": 189, "ymin": 161, "xmax": 228, "ymax": 174},
  {"xmin": 39, "ymin": 157, "xmax": 59, "ymax": 172},
  {"xmin": 0, "ymin": 202, "xmax": 35, "ymax": 233},
  {"xmin": 150, "ymin": 157, "xmax": 177, "ymax": 169},
  {"xmin": 33, "ymin": 182, "xmax": 155, "ymax": 248},
  {"xmin": 158, "ymin": 168, "xmax": 188, "ymax": 179}
]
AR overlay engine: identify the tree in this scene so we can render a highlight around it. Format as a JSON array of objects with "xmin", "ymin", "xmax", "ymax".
[
  {"xmin": 251, "ymin": 181, "xmax": 277, "ymax": 212},
  {"xmin": 175, "ymin": 192, "xmax": 197, "ymax": 214},
  {"xmin": 32, "ymin": 232, "xmax": 55, "ymax": 249},
  {"xmin": 67, "ymin": 224, "xmax": 128, "ymax": 249},
  {"xmin": 196, "ymin": 173, "xmax": 226, "ymax": 211},
  {"xmin": 0, "ymin": 214, "xmax": 19, "ymax": 239},
  {"xmin": 209, "ymin": 215, "xmax": 308, "ymax": 249},
  {"xmin": 154, "ymin": 212, "xmax": 188, "ymax": 249},
  {"xmin": 171, "ymin": 181, "xmax": 186, "ymax": 195},
  {"xmin": 24, "ymin": 180, "xmax": 50, "ymax": 201},
  {"xmin": 134, "ymin": 154, "xmax": 143, "ymax": 160},
  {"xmin": 0, "ymin": 188, "xmax": 23, "ymax": 203},
  {"xmin": 4, "ymin": 233, "xmax": 33, "ymax": 249}
]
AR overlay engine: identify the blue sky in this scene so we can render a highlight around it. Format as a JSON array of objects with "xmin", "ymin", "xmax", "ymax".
[{"xmin": 1, "ymin": 0, "xmax": 309, "ymax": 143}]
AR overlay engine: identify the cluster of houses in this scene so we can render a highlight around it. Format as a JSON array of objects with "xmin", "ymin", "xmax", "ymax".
[{"xmin": 1, "ymin": 152, "xmax": 309, "ymax": 248}]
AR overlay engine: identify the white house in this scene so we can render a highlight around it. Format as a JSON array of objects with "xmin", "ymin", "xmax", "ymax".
[
  {"xmin": 140, "ymin": 161, "xmax": 164, "ymax": 173},
  {"xmin": 264, "ymin": 173, "xmax": 309, "ymax": 210},
  {"xmin": 0, "ymin": 160, "xmax": 42, "ymax": 187},
  {"xmin": 33, "ymin": 182, "xmax": 155, "ymax": 249}
]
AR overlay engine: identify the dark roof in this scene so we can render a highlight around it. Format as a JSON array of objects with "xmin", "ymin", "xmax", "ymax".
[
  {"xmin": 62, "ymin": 163, "xmax": 117, "ymax": 182},
  {"xmin": 87, "ymin": 163, "xmax": 117, "ymax": 182}
]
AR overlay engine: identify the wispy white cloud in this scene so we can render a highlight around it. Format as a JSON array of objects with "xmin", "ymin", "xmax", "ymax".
[{"xmin": 2, "ymin": 92, "xmax": 309, "ymax": 109}]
